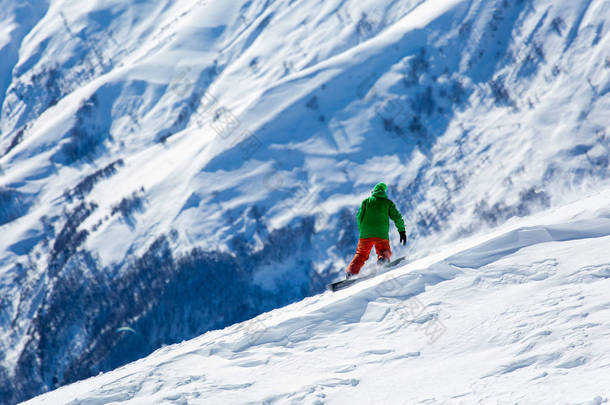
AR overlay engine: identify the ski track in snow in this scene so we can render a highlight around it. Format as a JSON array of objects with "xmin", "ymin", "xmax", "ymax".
[{"xmin": 24, "ymin": 191, "xmax": 610, "ymax": 404}]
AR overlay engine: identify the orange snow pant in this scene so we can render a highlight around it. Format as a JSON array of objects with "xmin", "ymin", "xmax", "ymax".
[{"xmin": 346, "ymin": 237, "xmax": 391, "ymax": 275}]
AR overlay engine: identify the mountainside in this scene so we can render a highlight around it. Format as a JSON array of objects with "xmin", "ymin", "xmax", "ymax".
[
  {"xmin": 0, "ymin": 0, "xmax": 608, "ymax": 402},
  {"xmin": 25, "ymin": 189, "xmax": 610, "ymax": 404}
]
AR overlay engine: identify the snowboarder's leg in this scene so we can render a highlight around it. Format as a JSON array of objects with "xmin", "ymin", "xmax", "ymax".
[
  {"xmin": 346, "ymin": 238, "xmax": 375, "ymax": 275},
  {"xmin": 373, "ymin": 238, "xmax": 391, "ymax": 263}
]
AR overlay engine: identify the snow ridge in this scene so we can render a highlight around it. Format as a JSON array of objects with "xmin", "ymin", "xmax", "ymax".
[{"xmin": 25, "ymin": 190, "xmax": 610, "ymax": 404}]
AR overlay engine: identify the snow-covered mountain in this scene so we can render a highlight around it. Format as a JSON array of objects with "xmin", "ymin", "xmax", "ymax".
[
  {"xmin": 24, "ymin": 189, "xmax": 610, "ymax": 404},
  {"xmin": 0, "ymin": 0, "xmax": 608, "ymax": 402}
]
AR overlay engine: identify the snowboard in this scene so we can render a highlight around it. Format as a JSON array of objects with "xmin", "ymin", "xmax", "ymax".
[{"xmin": 327, "ymin": 256, "xmax": 406, "ymax": 292}]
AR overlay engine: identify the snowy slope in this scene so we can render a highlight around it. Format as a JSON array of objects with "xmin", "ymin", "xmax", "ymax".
[
  {"xmin": 1, "ymin": 0, "xmax": 609, "ymax": 402},
  {"xmin": 24, "ymin": 189, "xmax": 610, "ymax": 405}
]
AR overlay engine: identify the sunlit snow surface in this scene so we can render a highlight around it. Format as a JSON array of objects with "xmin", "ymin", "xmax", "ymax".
[
  {"xmin": 1, "ymin": 0, "xmax": 609, "ymax": 402},
  {"xmin": 25, "ymin": 190, "xmax": 610, "ymax": 404}
]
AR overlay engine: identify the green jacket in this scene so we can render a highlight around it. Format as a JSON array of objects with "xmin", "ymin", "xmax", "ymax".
[{"xmin": 357, "ymin": 183, "xmax": 405, "ymax": 239}]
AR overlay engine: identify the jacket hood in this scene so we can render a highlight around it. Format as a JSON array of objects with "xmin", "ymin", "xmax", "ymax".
[{"xmin": 371, "ymin": 182, "xmax": 388, "ymax": 198}]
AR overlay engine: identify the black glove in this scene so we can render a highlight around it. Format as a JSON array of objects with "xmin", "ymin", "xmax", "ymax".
[{"xmin": 399, "ymin": 231, "xmax": 407, "ymax": 246}]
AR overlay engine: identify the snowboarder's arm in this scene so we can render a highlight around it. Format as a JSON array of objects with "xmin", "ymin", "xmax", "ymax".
[
  {"xmin": 356, "ymin": 199, "xmax": 367, "ymax": 224},
  {"xmin": 389, "ymin": 201, "xmax": 405, "ymax": 232}
]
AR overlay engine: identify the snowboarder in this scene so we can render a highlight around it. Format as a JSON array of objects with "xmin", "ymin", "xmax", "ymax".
[{"xmin": 346, "ymin": 182, "xmax": 406, "ymax": 279}]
